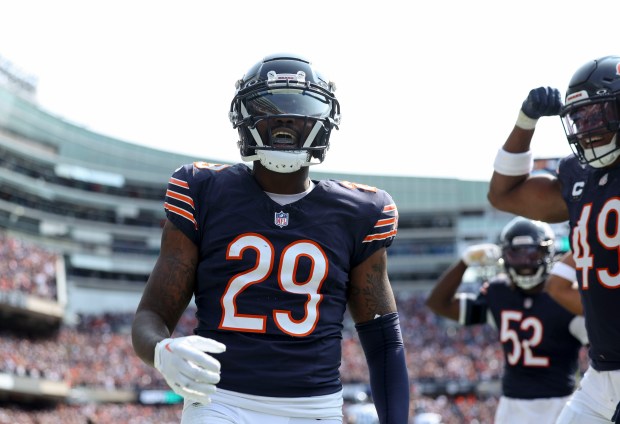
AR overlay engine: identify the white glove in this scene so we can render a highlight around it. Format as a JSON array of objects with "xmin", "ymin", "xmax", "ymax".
[
  {"xmin": 154, "ymin": 335, "xmax": 226, "ymax": 404},
  {"xmin": 461, "ymin": 243, "xmax": 502, "ymax": 266}
]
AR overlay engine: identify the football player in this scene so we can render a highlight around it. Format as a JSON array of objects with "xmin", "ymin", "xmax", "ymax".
[
  {"xmin": 488, "ymin": 55, "xmax": 620, "ymax": 424},
  {"xmin": 131, "ymin": 54, "xmax": 410, "ymax": 424},
  {"xmin": 425, "ymin": 217, "xmax": 588, "ymax": 424}
]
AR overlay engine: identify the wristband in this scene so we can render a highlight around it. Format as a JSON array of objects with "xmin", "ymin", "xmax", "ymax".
[
  {"xmin": 515, "ymin": 110, "xmax": 538, "ymax": 130},
  {"xmin": 550, "ymin": 261, "xmax": 576, "ymax": 281},
  {"xmin": 493, "ymin": 148, "xmax": 533, "ymax": 176}
]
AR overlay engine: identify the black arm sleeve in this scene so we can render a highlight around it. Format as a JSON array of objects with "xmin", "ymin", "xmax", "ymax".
[{"xmin": 355, "ymin": 312, "xmax": 410, "ymax": 424}]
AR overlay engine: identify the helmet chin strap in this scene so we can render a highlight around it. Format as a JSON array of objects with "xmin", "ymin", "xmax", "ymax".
[
  {"xmin": 585, "ymin": 134, "xmax": 620, "ymax": 168},
  {"xmin": 256, "ymin": 150, "xmax": 309, "ymax": 173}
]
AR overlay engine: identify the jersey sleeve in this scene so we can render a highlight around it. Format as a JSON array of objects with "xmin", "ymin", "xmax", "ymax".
[
  {"xmin": 351, "ymin": 188, "xmax": 398, "ymax": 267},
  {"xmin": 164, "ymin": 164, "xmax": 199, "ymax": 244}
]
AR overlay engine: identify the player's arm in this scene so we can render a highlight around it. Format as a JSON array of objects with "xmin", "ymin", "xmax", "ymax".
[
  {"xmin": 132, "ymin": 220, "xmax": 197, "ymax": 364},
  {"xmin": 487, "ymin": 87, "xmax": 569, "ymax": 223},
  {"xmin": 425, "ymin": 261, "xmax": 466, "ymax": 321},
  {"xmin": 347, "ymin": 248, "xmax": 409, "ymax": 424},
  {"xmin": 545, "ymin": 251, "xmax": 583, "ymax": 316},
  {"xmin": 426, "ymin": 243, "xmax": 500, "ymax": 321},
  {"xmin": 131, "ymin": 220, "xmax": 225, "ymax": 404}
]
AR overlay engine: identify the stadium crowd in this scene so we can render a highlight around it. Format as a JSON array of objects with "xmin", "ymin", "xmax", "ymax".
[{"xmin": 0, "ymin": 231, "xmax": 57, "ymax": 300}]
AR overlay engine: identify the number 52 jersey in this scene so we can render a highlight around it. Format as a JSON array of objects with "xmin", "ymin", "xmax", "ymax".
[
  {"xmin": 459, "ymin": 277, "xmax": 587, "ymax": 399},
  {"xmin": 163, "ymin": 162, "xmax": 398, "ymax": 398}
]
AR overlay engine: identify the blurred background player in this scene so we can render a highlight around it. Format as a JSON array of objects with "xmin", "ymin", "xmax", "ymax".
[
  {"xmin": 131, "ymin": 53, "xmax": 409, "ymax": 424},
  {"xmin": 425, "ymin": 217, "xmax": 588, "ymax": 424},
  {"xmin": 488, "ymin": 55, "xmax": 620, "ymax": 424}
]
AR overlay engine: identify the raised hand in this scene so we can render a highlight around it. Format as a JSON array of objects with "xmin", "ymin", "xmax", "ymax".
[
  {"xmin": 461, "ymin": 243, "xmax": 502, "ymax": 267},
  {"xmin": 521, "ymin": 86, "xmax": 562, "ymax": 119}
]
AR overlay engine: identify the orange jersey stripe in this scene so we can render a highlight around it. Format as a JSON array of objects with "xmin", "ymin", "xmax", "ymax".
[
  {"xmin": 166, "ymin": 189, "xmax": 195, "ymax": 209},
  {"xmin": 375, "ymin": 217, "xmax": 397, "ymax": 227},
  {"xmin": 383, "ymin": 204, "xmax": 397, "ymax": 213},
  {"xmin": 164, "ymin": 202, "xmax": 197, "ymax": 229},
  {"xmin": 169, "ymin": 177, "xmax": 189, "ymax": 189},
  {"xmin": 363, "ymin": 229, "xmax": 398, "ymax": 243}
]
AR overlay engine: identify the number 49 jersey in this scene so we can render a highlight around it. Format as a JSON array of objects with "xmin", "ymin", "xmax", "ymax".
[
  {"xmin": 558, "ymin": 155, "xmax": 620, "ymax": 371},
  {"xmin": 164, "ymin": 162, "xmax": 398, "ymax": 398},
  {"xmin": 459, "ymin": 277, "xmax": 587, "ymax": 399}
]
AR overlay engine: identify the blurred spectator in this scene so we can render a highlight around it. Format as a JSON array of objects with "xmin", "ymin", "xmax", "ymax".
[{"xmin": 0, "ymin": 231, "xmax": 57, "ymax": 300}]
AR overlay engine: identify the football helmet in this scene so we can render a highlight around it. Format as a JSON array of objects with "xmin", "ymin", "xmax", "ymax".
[
  {"xmin": 560, "ymin": 55, "xmax": 620, "ymax": 168},
  {"xmin": 499, "ymin": 217, "xmax": 555, "ymax": 290},
  {"xmin": 229, "ymin": 54, "xmax": 341, "ymax": 173}
]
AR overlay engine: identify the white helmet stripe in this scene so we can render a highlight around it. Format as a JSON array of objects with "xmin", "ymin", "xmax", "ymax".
[{"xmin": 240, "ymin": 102, "xmax": 265, "ymax": 148}]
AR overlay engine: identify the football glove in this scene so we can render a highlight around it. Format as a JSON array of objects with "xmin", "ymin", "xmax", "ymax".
[
  {"xmin": 461, "ymin": 243, "xmax": 502, "ymax": 266},
  {"xmin": 154, "ymin": 335, "xmax": 226, "ymax": 404},
  {"xmin": 521, "ymin": 86, "xmax": 562, "ymax": 119}
]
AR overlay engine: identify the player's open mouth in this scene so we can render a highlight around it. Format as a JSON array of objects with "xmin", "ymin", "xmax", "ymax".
[
  {"xmin": 271, "ymin": 130, "xmax": 298, "ymax": 148},
  {"xmin": 581, "ymin": 136, "xmax": 609, "ymax": 148}
]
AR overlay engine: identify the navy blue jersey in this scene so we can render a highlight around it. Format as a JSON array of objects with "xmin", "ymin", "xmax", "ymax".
[
  {"xmin": 558, "ymin": 155, "xmax": 620, "ymax": 371},
  {"xmin": 461, "ymin": 276, "xmax": 585, "ymax": 399},
  {"xmin": 164, "ymin": 162, "xmax": 398, "ymax": 397}
]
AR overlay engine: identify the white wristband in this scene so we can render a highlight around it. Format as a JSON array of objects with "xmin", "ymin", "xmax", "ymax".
[
  {"xmin": 515, "ymin": 110, "xmax": 538, "ymax": 130},
  {"xmin": 493, "ymin": 148, "xmax": 533, "ymax": 176},
  {"xmin": 550, "ymin": 261, "xmax": 576, "ymax": 281}
]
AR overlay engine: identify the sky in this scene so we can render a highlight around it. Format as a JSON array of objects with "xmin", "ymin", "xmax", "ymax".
[{"xmin": 1, "ymin": 0, "xmax": 619, "ymax": 181}]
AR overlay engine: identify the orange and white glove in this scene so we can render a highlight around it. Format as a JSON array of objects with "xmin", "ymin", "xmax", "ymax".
[
  {"xmin": 461, "ymin": 243, "xmax": 502, "ymax": 267},
  {"xmin": 154, "ymin": 335, "xmax": 226, "ymax": 404}
]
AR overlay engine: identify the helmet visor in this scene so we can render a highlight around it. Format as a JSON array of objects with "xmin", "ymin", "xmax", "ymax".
[
  {"xmin": 244, "ymin": 89, "xmax": 332, "ymax": 118},
  {"xmin": 562, "ymin": 100, "xmax": 617, "ymax": 136},
  {"xmin": 503, "ymin": 245, "xmax": 546, "ymax": 268}
]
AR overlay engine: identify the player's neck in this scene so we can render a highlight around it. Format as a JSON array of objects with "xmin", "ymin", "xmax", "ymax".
[{"xmin": 252, "ymin": 162, "xmax": 311, "ymax": 194}]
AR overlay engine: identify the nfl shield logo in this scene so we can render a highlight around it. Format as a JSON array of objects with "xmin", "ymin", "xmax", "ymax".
[{"xmin": 274, "ymin": 211, "xmax": 289, "ymax": 228}]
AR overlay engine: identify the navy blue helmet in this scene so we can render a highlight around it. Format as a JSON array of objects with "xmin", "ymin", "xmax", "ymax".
[{"xmin": 229, "ymin": 54, "xmax": 341, "ymax": 173}]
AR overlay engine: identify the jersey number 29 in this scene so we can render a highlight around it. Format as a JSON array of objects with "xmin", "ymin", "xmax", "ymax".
[{"xmin": 219, "ymin": 233, "xmax": 327, "ymax": 337}]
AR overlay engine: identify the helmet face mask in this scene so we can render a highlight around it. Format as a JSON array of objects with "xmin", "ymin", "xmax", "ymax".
[
  {"xmin": 560, "ymin": 55, "xmax": 620, "ymax": 168},
  {"xmin": 500, "ymin": 217, "xmax": 555, "ymax": 290},
  {"xmin": 561, "ymin": 96, "xmax": 620, "ymax": 167},
  {"xmin": 229, "ymin": 54, "xmax": 341, "ymax": 173}
]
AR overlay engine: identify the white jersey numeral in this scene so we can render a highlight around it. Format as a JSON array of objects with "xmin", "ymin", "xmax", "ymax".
[
  {"xmin": 219, "ymin": 233, "xmax": 327, "ymax": 336},
  {"xmin": 572, "ymin": 199, "xmax": 620, "ymax": 289},
  {"xmin": 500, "ymin": 310, "xmax": 549, "ymax": 367}
]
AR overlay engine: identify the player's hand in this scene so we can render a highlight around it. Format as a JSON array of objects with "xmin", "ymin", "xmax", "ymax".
[
  {"xmin": 461, "ymin": 243, "xmax": 502, "ymax": 266},
  {"xmin": 154, "ymin": 335, "xmax": 226, "ymax": 404},
  {"xmin": 521, "ymin": 87, "xmax": 562, "ymax": 119}
]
